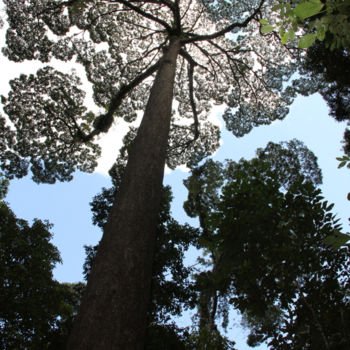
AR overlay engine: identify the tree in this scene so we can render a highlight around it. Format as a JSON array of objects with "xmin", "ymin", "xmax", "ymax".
[
  {"xmin": 0, "ymin": 0, "xmax": 300, "ymax": 347},
  {"xmin": 288, "ymin": 34, "xmax": 350, "ymax": 157},
  {"xmin": 0, "ymin": 177, "xmax": 92, "ymax": 349},
  {"xmin": 45, "ymin": 282, "xmax": 86, "ymax": 349},
  {"xmin": 88, "ymin": 181, "xmax": 198, "ymax": 326},
  {"xmin": 253, "ymin": 0, "xmax": 350, "ymax": 49},
  {"xmin": 183, "ymin": 139, "xmax": 350, "ymax": 349},
  {"xmin": 0, "ymin": 179, "xmax": 74, "ymax": 348},
  {"xmin": 251, "ymin": 0, "xmax": 350, "ymax": 155}
]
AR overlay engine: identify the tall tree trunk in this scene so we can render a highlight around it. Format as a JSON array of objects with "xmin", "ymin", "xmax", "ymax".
[{"xmin": 68, "ymin": 37, "xmax": 181, "ymax": 350}]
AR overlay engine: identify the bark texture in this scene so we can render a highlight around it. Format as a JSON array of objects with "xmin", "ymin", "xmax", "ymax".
[{"xmin": 68, "ymin": 37, "xmax": 181, "ymax": 349}]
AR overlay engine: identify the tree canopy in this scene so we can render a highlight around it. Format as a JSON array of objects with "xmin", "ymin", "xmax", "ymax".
[
  {"xmin": 0, "ymin": 179, "xmax": 85, "ymax": 349},
  {"xmin": 0, "ymin": 0, "xmax": 298, "ymax": 182},
  {"xmin": 183, "ymin": 139, "xmax": 350, "ymax": 349}
]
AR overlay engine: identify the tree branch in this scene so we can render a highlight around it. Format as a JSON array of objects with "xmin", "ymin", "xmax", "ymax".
[
  {"xmin": 179, "ymin": 48, "xmax": 209, "ymax": 75},
  {"xmin": 172, "ymin": 0, "xmax": 182, "ymax": 34},
  {"xmin": 78, "ymin": 59, "xmax": 161, "ymax": 142},
  {"xmin": 181, "ymin": 0, "xmax": 265, "ymax": 44},
  {"xmin": 179, "ymin": 49, "xmax": 200, "ymax": 143},
  {"xmin": 187, "ymin": 59, "xmax": 199, "ymax": 140},
  {"xmin": 113, "ymin": 0, "xmax": 172, "ymax": 32},
  {"xmin": 300, "ymin": 293, "xmax": 329, "ymax": 349}
]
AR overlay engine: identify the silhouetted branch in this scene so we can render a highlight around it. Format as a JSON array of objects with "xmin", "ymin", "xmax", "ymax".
[
  {"xmin": 114, "ymin": 0, "xmax": 172, "ymax": 32},
  {"xmin": 78, "ymin": 59, "xmax": 161, "ymax": 142},
  {"xmin": 179, "ymin": 49, "xmax": 200, "ymax": 143},
  {"xmin": 181, "ymin": 0, "xmax": 265, "ymax": 44}
]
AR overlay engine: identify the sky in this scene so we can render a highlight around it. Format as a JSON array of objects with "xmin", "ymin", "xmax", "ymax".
[{"xmin": 1, "ymin": 3, "xmax": 349, "ymax": 349}]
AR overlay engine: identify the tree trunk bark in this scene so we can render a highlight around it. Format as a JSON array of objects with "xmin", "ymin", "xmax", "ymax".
[{"xmin": 68, "ymin": 37, "xmax": 181, "ymax": 350}]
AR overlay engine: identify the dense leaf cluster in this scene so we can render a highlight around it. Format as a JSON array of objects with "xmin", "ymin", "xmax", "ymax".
[
  {"xmin": 184, "ymin": 139, "xmax": 350, "ymax": 348},
  {"xmin": 1, "ymin": 67, "xmax": 100, "ymax": 183},
  {"xmin": 0, "ymin": 187, "xmax": 84, "ymax": 349}
]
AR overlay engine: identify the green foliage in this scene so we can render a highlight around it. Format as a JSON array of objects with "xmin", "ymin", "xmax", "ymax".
[
  {"xmin": 46, "ymin": 282, "xmax": 86, "ymax": 349},
  {"xmin": 298, "ymin": 33, "xmax": 317, "ymax": 48},
  {"xmin": 260, "ymin": 0, "xmax": 350, "ymax": 50},
  {"xmin": 337, "ymin": 155, "xmax": 350, "ymax": 169},
  {"xmin": 184, "ymin": 139, "xmax": 350, "ymax": 348},
  {"xmin": 0, "ymin": 187, "xmax": 85, "ymax": 348},
  {"xmin": 294, "ymin": 0, "xmax": 324, "ymax": 20},
  {"xmin": 0, "ymin": 176, "xmax": 9, "ymax": 200},
  {"xmin": 291, "ymin": 39, "xmax": 350, "ymax": 173},
  {"xmin": 261, "ymin": 24, "xmax": 275, "ymax": 34},
  {"xmin": 324, "ymin": 230, "xmax": 350, "ymax": 249},
  {"xmin": 0, "ymin": 202, "xmax": 60, "ymax": 348},
  {"xmin": 186, "ymin": 328, "xmax": 237, "ymax": 350},
  {"xmin": 145, "ymin": 323, "xmax": 191, "ymax": 350},
  {"xmin": 298, "ymin": 40, "xmax": 350, "ymax": 122}
]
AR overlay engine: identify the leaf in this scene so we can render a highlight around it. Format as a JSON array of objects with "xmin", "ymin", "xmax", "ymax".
[
  {"xmin": 347, "ymin": 192, "xmax": 350, "ymax": 201},
  {"xmin": 261, "ymin": 25, "xmax": 274, "ymax": 34},
  {"xmin": 272, "ymin": 4, "xmax": 283, "ymax": 11},
  {"xmin": 316, "ymin": 27, "xmax": 325, "ymax": 41},
  {"xmin": 338, "ymin": 161, "xmax": 347, "ymax": 168},
  {"xmin": 259, "ymin": 19, "xmax": 269, "ymax": 25},
  {"xmin": 285, "ymin": 3, "xmax": 293, "ymax": 16},
  {"xmin": 326, "ymin": 203, "xmax": 334, "ymax": 211},
  {"xmin": 294, "ymin": 1, "xmax": 324, "ymax": 20},
  {"xmin": 324, "ymin": 232, "xmax": 350, "ymax": 250},
  {"xmin": 281, "ymin": 32, "xmax": 289, "ymax": 44},
  {"xmin": 288, "ymin": 29, "xmax": 296, "ymax": 41},
  {"xmin": 298, "ymin": 33, "xmax": 317, "ymax": 48}
]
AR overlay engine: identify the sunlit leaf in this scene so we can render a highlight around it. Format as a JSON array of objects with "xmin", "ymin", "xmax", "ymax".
[
  {"xmin": 294, "ymin": 0, "xmax": 324, "ymax": 20},
  {"xmin": 281, "ymin": 32, "xmax": 289, "ymax": 44},
  {"xmin": 298, "ymin": 33, "xmax": 317, "ymax": 48},
  {"xmin": 259, "ymin": 19, "xmax": 269, "ymax": 25},
  {"xmin": 288, "ymin": 29, "xmax": 296, "ymax": 41},
  {"xmin": 261, "ymin": 25, "xmax": 274, "ymax": 34}
]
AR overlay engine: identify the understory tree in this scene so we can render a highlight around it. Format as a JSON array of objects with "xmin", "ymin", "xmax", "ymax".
[
  {"xmin": 0, "ymin": 178, "xmax": 84, "ymax": 349},
  {"xmin": 0, "ymin": 0, "xmax": 302, "ymax": 347},
  {"xmin": 184, "ymin": 139, "xmax": 350, "ymax": 349}
]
